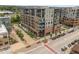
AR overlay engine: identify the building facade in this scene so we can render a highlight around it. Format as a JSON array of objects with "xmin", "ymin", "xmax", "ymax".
[
  {"xmin": 61, "ymin": 7, "xmax": 79, "ymax": 26},
  {"xmin": 21, "ymin": 6, "xmax": 61, "ymax": 37},
  {"xmin": 0, "ymin": 11, "xmax": 13, "ymax": 50},
  {"xmin": 53, "ymin": 7, "xmax": 61, "ymax": 34},
  {"xmin": 0, "ymin": 11, "xmax": 13, "ymax": 32},
  {"xmin": 0, "ymin": 24, "xmax": 9, "ymax": 50},
  {"xmin": 21, "ymin": 6, "xmax": 79, "ymax": 37},
  {"xmin": 0, "ymin": 17, "xmax": 11, "ymax": 32}
]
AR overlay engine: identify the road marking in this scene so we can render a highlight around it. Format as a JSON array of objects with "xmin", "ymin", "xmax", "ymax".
[
  {"xmin": 25, "ymin": 45, "xmax": 42, "ymax": 53},
  {"xmin": 44, "ymin": 44, "xmax": 58, "ymax": 54}
]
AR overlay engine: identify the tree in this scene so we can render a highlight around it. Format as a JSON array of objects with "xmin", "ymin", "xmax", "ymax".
[
  {"xmin": 16, "ymin": 14, "xmax": 21, "ymax": 22},
  {"xmin": 0, "ymin": 6, "xmax": 18, "ymax": 12},
  {"xmin": 16, "ymin": 30, "xmax": 24, "ymax": 41},
  {"xmin": 11, "ymin": 16, "xmax": 16, "ymax": 23},
  {"xmin": 11, "ymin": 14, "xmax": 21, "ymax": 24},
  {"xmin": 27, "ymin": 31, "xmax": 36, "ymax": 38},
  {"xmin": 19, "ymin": 32, "xmax": 24, "ymax": 40},
  {"xmin": 0, "ymin": 13, "xmax": 4, "ymax": 16},
  {"xmin": 50, "ymin": 32, "xmax": 52, "ymax": 39},
  {"xmin": 42, "ymin": 38, "xmax": 48, "ymax": 43}
]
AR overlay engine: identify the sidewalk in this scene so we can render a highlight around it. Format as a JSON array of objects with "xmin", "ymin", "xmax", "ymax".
[
  {"xmin": 40, "ymin": 27, "xmax": 75, "ymax": 41},
  {"xmin": 9, "ymin": 24, "xmax": 39, "ymax": 53},
  {"xmin": 13, "ymin": 24, "xmax": 35, "ymax": 45}
]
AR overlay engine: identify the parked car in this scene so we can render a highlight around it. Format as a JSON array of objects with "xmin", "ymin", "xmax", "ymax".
[
  {"xmin": 68, "ymin": 44, "xmax": 72, "ymax": 48},
  {"xmin": 61, "ymin": 48, "xmax": 65, "ymax": 51},
  {"xmin": 71, "ymin": 41, "xmax": 75, "ymax": 45},
  {"xmin": 74, "ymin": 40, "xmax": 78, "ymax": 43},
  {"xmin": 61, "ymin": 46, "xmax": 67, "ymax": 51}
]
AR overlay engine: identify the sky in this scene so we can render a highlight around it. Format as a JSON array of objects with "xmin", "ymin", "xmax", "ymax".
[{"xmin": 0, "ymin": 0, "xmax": 79, "ymax": 6}]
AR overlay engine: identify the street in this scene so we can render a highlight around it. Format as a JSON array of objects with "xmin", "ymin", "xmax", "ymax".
[
  {"xmin": 47, "ymin": 29, "xmax": 79, "ymax": 54},
  {"xmin": 17, "ymin": 43, "xmax": 53, "ymax": 54},
  {"xmin": 1, "ymin": 26, "xmax": 79, "ymax": 54},
  {"xmin": 22, "ymin": 29, "xmax": 79, "ymax": 54}
]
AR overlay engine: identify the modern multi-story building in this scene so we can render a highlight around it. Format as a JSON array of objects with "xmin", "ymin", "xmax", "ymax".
[
  {"xmin": 0, "ymin": 17, "xmax": 11, "ymax": 32},
  {"xmin": 21, "ymin": 6, "xmax": 61, "ymax": 37},
  {"xmin": 0, "ymin": 11, "xmax": 13, "ymax": 50},
  {"xmin": 0, "ymin": 23, "xmax": 9, "ymax": 50},
  {"xmin": 53, "ymin": 7, "xmax": 62, "ymax": 34},
  {"xmin": 21, "ymin": 6, "xmax": 79, "ymax": 37},
  {"xmin": 61, "ymin": 7, "xmax": 79, "ymax": 26},
  {"xmin": 0, "ymin": 11, "xmax": 13, "ymax": 32}
]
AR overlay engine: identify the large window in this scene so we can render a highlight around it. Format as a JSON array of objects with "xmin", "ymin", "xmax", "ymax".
[
  {"xmin": 48, "ymin": 22, "xmax": 50, "ymax": 24},
  {"xmin": 3, "ymin": 35, "xmax": 7, "ymax": 38},
  {"xmin": 36, "ymin": 9, "xmax": 41, "ymax": 17},
  {"xmin": 5, "ymin": 42, "xmax": 8, "ymax": 45},
  {"xmin": 42, "ymin": 9, "xmax": 45, "ymax": 17},
  {"xmin": 0, "ymin": 43, "xmax": 3, "ymax": 46},
  {"xmin": 30, "ymin": 9, "xmax": 35, "ymax": 16}
]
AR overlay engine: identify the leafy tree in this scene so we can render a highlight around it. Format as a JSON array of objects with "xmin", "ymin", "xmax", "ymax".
[
  {"xmin": 0, "ymin": 6, "xmax": 18, "ymax": 12},
  {"xmin": 0, "ymin": 13, "xmax": 4, "ymax": 16},
  {"xmin": 27, "ymin": 31, "xmax": 36, "ymax": 38},
  {"xmin": 16, "ymin": 30, "xmax": 24, "ymax": 41},
  {"xmin": 11, "ymin": 14, "xmax": 21, "ymax": 23}
]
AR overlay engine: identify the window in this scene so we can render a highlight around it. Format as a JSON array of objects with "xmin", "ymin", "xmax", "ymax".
[
  {"xmin": 5, "ymin": 42, "xmax": 8, "ymax": 45},
  {"xmin": 73, "ymin": 12, "xmax": 74, "ymax": 15},
  {"xmin": 51, "ymin": 14, "xmax": 53, "ymax": 17},
  {"xmin": 51, "ymin": 21, "xmax": 53, "ymax": 24},
  {"xmin": 45, "ymin": 22, "xmax": 47, "ymax": 25},
  {"xmin": 0, "ymin": 44, "xmax": 2, "ymax": 46},
  {"xmin": 42, "ymin": 9, "xmax": 45, "ymax": 17},
  {"xmin": 37, "ymin": 9, "xmax": 41, "ymax": 13},
  {"xmin": 48, "ymin": 22, "xmax": 50, "ymax": 24},
  {"xmin": 3, "ymin": 35, "xmax": 7, "ymax": 38},
  {"xmin": 31, "ymin": 9, "xmax": 35, "ymax": 15}
]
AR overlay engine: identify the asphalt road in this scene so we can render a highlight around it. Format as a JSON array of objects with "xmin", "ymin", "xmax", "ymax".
[
  {"xmin": 48, "ymin": 29, "xmax": 79, "ymax": 54},
  {"xmin": 24, "ymin": 29, "xmax": 79, "ymax": 54},
  {"xmin": 17, "ymin": 43, "xmax": 55, "ymax": 54}
]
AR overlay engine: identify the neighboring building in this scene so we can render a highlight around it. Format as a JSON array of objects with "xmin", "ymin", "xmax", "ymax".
[
  {"xmin": 70, "ymin": 44, "xmax": 79, "ymax": 54},
  {"xmin": 0, "ymin": 11, "xmax": 13, "ymax": 16},
  {"xmin": 44, "ymin": 7, "xmax": 54, "ymax": 36},
  {"xmin": 21, "ymin": 6, "xmax": 61, "ymax": 37},
  {"xmin": 21, "ymin": 6, "xmax": 79, "ymax": 37},
  {"xmin": 0, "ymin": 11, "xmax": 13, "ymax": 50},
  {"xmin": 53, "ymin": 7, "xmax": 61, "ymax": 34},
  {"xmin": 0, "ymin": 11, "xmax": 13, "ymax": 13},
  {"xmin": 60, "ymin": 7, "xmax": 68, "ymax": 23},
  {"xmin": 0, "ymin": 24, "xmax": 9, "ymax": 50},
  {"xmin": 0, "ymin": 17, "xmax": 11, "ymax": 32},
  {"xmin": 61, "ymin": 7, "xmax": 79, "ymax": 26},
  {"xmin": 0, "ymin": 11, "xmax": 13, "ymax": 32}
]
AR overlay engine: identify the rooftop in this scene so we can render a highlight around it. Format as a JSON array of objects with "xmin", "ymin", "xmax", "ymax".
[
  {"xmin": 0, "ymin": 24, "xmax": 8, "ymax": 35},
  {"xmin": 0, "ymin": 11, "xmax": 13, "ymax": 14},
  {"xmin": 20, "ymin": 6, "xmax": 48, "ymax": 9},
  {"xmin": 0, "ymin": 16, "xmax": 10, "ymax": 19}
]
